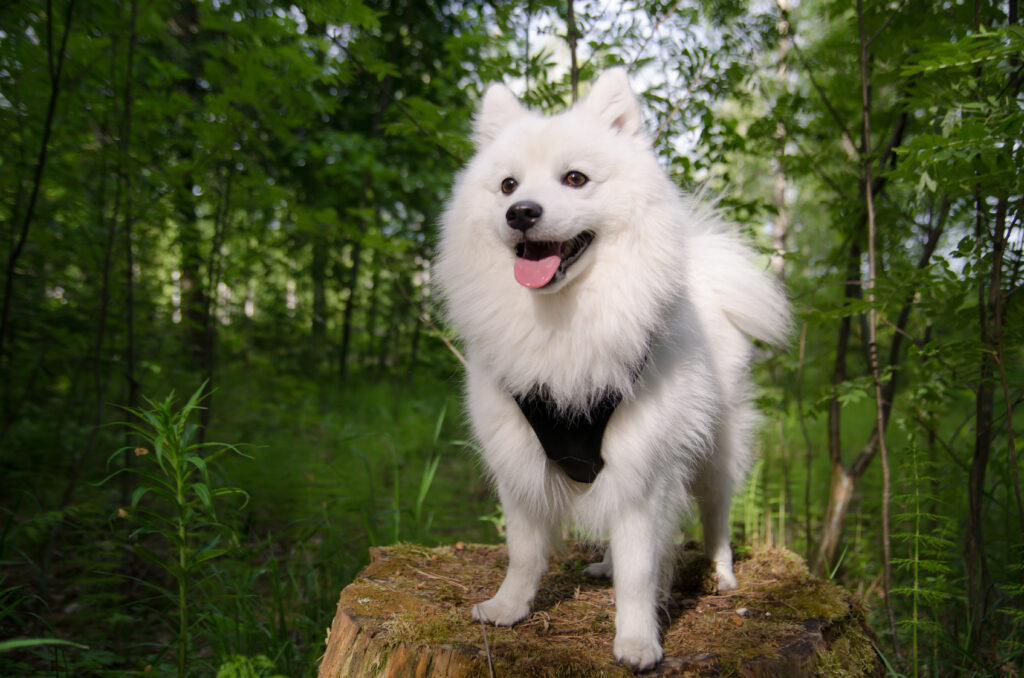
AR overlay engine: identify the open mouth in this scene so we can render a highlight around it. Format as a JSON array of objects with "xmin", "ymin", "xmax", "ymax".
[{"xmin": 513, "ymin": 230, "xmax": 595, "ymax": 289}]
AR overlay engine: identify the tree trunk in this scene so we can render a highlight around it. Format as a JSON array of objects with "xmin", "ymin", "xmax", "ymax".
[
  {"xmin": 365, "ymin": 260, "xmax": 382, "ymax": 370},
  {"xmin": 814, "ymin": 464, "xmax": 856, "ymax": 576},
  {"xmin": 566, "ymin": 0, "xmax": 579, "ymax": 102},
  {"xmin": 388, "ymin": 277, "xmax": 406, "ymax": 371},
  {"xmin": 814, "ymin": 240, "xmax": 860, "ymax": 576},
  {"xmin": 312, "ymin": 232, "xmax": 328, "ymax": 366},
  {"xmin": 319, "ymin": 543, "xmax": 882, "ymax": 678},
  {"xmin": 771, "ymin": 1, "xmax": 790, "ymax": 279},
  {"xmin": 338, "ymin": 72, "xmax": 390, "ymax": 381},
  {"xmin": 965, "ymin": 188, "xmax": 994, "ymax": 656},
  {"xmin": 0, "ymin": 0, "xmax": 75, "ymax": 369},
  {"xmin": 174, "ymin": 0, "xmax": 206, "ymax": 365},
  {"xmin": 120, "ymin": 0, "xmax": 140, "ymax": 505},
  {"xmin": 198, "ymin": 171, "xmax": 232, "ymax": 441},
  {"xmin": 338, "ymin": 240, "xmax": 362, "ymax": 381}
]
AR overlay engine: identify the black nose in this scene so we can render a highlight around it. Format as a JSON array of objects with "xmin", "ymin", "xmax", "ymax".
[{"xmin": 506, "ymin": 201, "xmax": 543, "ymax": 232}]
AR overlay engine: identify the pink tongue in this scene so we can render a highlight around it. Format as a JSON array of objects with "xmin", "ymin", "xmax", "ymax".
[{"xmin": 514, "ymin": 255, "xmax": 561, "ymax": 288}]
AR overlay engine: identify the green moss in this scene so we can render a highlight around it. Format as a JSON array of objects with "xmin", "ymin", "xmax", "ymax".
[
  {"xmin": 382, "ymin": 607, "xmax": 468, "ymax": 645},
  {"xmin": 334, "ymin": 543, "xmax": 879, "ymax": 677},
  {"xmin": 814, "ymin": 616, "xmax": 880, "ymax": 678},
  {"xmin": 382, "ymin": 541, "xmax": 442, "ymax": 563}
]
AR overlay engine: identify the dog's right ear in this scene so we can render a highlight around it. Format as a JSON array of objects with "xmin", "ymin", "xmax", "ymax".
[
  {"xmin": 583, "ymin": 68, "xmax": 645, "ymax": 140},
  {"xmin": 473, "ymin": 83, "xmax": 529, "ymax": 149}
]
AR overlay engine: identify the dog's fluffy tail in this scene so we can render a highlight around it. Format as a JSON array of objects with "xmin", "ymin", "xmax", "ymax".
[{"xmin": 694, "ymin": 230, "xmax": 792, "ymax": 347}]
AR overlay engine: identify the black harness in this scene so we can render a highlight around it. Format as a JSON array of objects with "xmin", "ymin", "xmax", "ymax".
[
  {"xmin": 512, "ymin": 346, "xmax": 651, "ymax": 484},
  {"xmin": 513, "ymin": 390, "xmax": 621, "ymax": 483}
]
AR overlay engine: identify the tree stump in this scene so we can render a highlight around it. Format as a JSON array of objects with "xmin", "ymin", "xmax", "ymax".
[{"xmin": 318, "ymin": 542, "xmax": 883, "ymax": 677}]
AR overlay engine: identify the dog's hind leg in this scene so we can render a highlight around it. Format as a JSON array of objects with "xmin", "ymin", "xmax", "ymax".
[
  {"xmin": 472, "ymin": 493, "xmax": 555, "ymax": 626},
  {"xmin": 694, "ymin": 412, "xmax": 749, "ymax": 593},
  {"xmin": 583, "ymin": 545, "xmax": 613, "ymax": 578},
  {"xmin": 695, "ymin": 477, "xmax": 738, "ymax": 592}
]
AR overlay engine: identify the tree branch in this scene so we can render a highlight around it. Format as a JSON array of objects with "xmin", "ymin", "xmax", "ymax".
[
  {"xmin": 0, "ymin": 0, "xmax": 75, "ymax": 365},
  {"xmin": 629, "ymin": 0, "xmax": 682, "ymax": 70},
  {"xmin": 782, "ymin": 3, "xmax": 857, "ymax": 154},
  {"xmin": 328, "ymin": 34, "xmax": 463, "ymax": 165}
]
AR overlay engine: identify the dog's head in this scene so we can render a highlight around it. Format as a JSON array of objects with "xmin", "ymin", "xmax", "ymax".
[{"xmin": 464, "ymin": 68, "xmax": 655, "ymax": 294}]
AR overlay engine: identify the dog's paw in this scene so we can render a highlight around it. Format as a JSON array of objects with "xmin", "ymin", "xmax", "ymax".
[
  {"xmin": 614, "ymin": 634, "xmax": 663, "ymax": 672},
  {"xmin": 714, "ymin": 563, "xmax": 738, "ymax": 593},
  {"xmin": 583, "ymin": 560, "xmax": 613, "ymax": 578},
  {"xmin": 471, "ymin": 597, "xmax": 530, "ymax": 627}
]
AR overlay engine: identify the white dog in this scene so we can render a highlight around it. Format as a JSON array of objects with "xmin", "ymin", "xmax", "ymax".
[{"xmin": 435, "ymin": 68, "xmax": 789, "ymax": 671}]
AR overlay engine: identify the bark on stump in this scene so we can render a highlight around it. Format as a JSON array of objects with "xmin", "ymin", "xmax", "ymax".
[{"xmin": 318, "ymin": 542, "xmax": 882, "ymax": 677}]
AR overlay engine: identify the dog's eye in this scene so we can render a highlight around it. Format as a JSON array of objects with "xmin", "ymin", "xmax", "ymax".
[
  {"xmin": 500, "ymin": 177, "xmax": 518, "ymax": 195},
  {"xmin": 563, "ymin": 171, "xmax": 588, "ymax": 188}
]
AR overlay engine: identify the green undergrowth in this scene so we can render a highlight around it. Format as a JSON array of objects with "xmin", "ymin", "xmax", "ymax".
[{"xmin": 0, "ymin": 369, "xmax": 495, "ymax": 676}]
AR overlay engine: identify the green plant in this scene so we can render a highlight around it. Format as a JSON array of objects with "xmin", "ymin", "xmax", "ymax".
[
  {"xmin": 102, "ymin": 383, "xmax": 249, "ymax": 678},
  {"xmin": 412, "ymin": 405, "xmax": 447, "ymax": 542},
  {"xmin": 892, "ymin": 443, "xmax": 954, "ymax": 678},
  {"xmin": 369, "ymin": 405, "xmax": 449, "ymax": 546},
  {"xmin": 0, "ymin": 637, "xmax": 89, "ymax": 653},
  {"xmin": 479, "ymin": 504, "xmax": 506, "ymax": 539},
  {"xmin": 215, "ymin": 653, "xmax": 287, "ymax": 678}
]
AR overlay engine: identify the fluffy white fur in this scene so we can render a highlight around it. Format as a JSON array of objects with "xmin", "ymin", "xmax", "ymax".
[{"xmin": 435, "ymin": 68, "xmax": 790, "ymax": 672}]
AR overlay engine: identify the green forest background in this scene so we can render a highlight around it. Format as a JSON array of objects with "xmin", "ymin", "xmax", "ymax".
[{"xmin": 1, "ymin": 0, "xmax": 1021, "ymax": 676}]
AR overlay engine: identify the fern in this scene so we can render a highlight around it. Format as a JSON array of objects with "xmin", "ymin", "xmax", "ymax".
[{"xmin": 891, "ymin": 443, "xmax": 955, "ymax": 678}]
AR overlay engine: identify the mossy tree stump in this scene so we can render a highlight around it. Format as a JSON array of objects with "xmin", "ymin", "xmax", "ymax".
[{"xmin": 318, "ymin": 542, "xmax": 882, "ymax": 677}]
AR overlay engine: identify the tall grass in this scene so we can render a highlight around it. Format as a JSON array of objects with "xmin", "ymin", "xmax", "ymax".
[{"xmin": 103, "ymin": 384, "xmax": 249, "ymax": 677}]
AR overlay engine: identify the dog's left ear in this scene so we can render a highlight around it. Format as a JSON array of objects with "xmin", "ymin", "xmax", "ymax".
[
  {"xmin": 582, "ymin": 68, "xmax": 644, "ymax": 140},
  {"xmin": 474, "ymin": 83, "xmax": 530, "ymax": 149}
]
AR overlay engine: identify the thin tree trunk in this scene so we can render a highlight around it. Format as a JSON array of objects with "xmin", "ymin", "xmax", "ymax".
[
  {"xmin": 964, "ymin": 0, "xmax": 994, "ymax": 656},
  {"xmin": 814, "ymin": 242, "xmax": 859, "ymax": 576},
  {"xmin": 772, "ymin": 2, "xmax": 792, "ymax": 548},
  {"xmin": 797, "ymin": 323, "xmax": 814, "ymax": 561},
  {"xmin": 339, "ymin": 240, "xmax": 362, "ymax": 381},
  {"xmin": 339, "ymin": 72, "xmax": 391, "ymax": 381},
  {"xmin": 175, "ymin": 0, "xmax": 206, "ymax": 365},
  {"xmin": 312, "ymin": 231, "xmax": 328, "ymax": 366},
  {"xmin": 966, "ymin": 187, "xmax": 994, "ymax": 656},
  {"xmin": 365, "ymin": 260, "xmax": 382, "ymax": 370},
  {"xmin": 524, "ymin": 0, "xmax": 533, "ymax": 90},
  {"xmin": 408, "ymin": 311, "xmax": 421, "ymax": 379},
  {"xmin": 771, "ymin": 0, "xmax": 790, "ymax": 279},
  {"xmin": 198, "ymin": 170, "xmax": 232, "ymax": 441},
  {"xmin": 0, "ymin": 0, "xmax": 75, "ymax": 367},
  {"xmin": 989, "ymin": 197, "xmax": 1022, "ymax": 531},
  {"xmin": 567, "ymin": 0, "xmax": 579, "ymax": 102},
  {"xmin": 388, "ymin": 278, "xmax": 405, "ymax": 371},
  {"xmin": 857, "ymin": 0, "xmax": 899, "ymax": 653},
  {"xmin": 818, "ymin": 465, "xmax": 856, "ymax": 576},
  {"xmin": 121, "ymin": 0, "xmax": 140, "ymax": 505}
]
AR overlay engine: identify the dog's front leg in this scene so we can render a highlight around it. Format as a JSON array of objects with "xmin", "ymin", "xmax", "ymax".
[
  {"xmin": 609, "ymin": 505, "xmax": 667, "ymax": 672},
  {"xmin": 472, "ymin": 494, "xmax": 551, "ymax": 626}
]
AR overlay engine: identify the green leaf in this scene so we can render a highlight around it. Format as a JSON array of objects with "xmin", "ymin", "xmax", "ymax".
[
  {"xmin": 130, "ymin": 485, "xmax": 150, "ymax": 507},
  {"xmin": 194, "ymin": 483, "xmax": 213, "ymax": 508},
  {"xmin": 133, "ymin": 543, "xmax": 183, "ymax": 580},
  {"xmin": 0, "ymin": 638, "xmax": 89, "ymax": 653}
]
